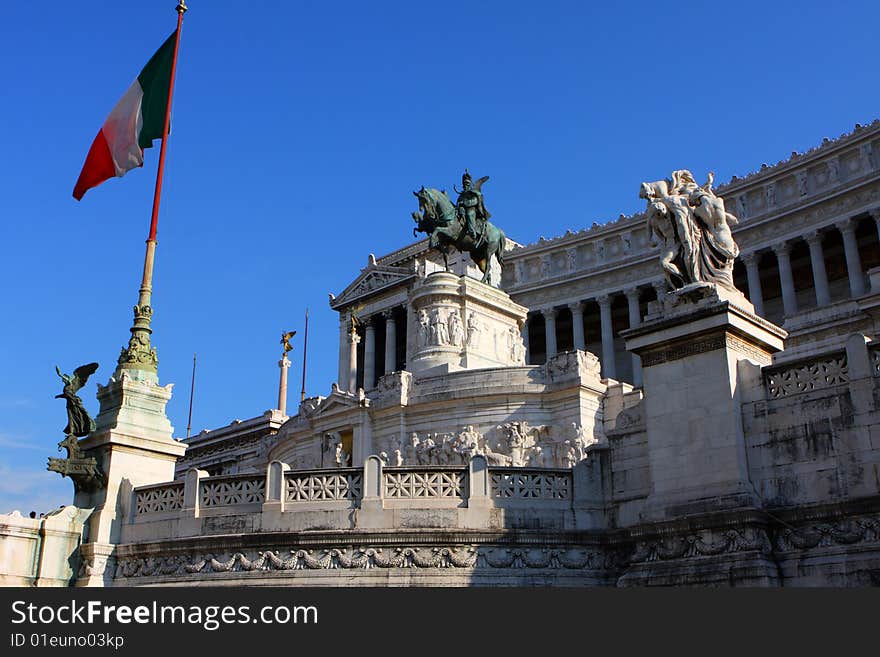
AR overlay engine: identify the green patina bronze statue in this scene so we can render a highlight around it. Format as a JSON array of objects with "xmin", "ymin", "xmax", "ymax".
[
  {"xmin": 49, "ymin": 362, "xmax": 105, "ymax": 492},
  {"xmin": 412, "ymin": 170, "xmax": 507, "ymax": 285},
  {"xmin": 55, "ymin": 362, "xmax": 99, "ymax": 437}
]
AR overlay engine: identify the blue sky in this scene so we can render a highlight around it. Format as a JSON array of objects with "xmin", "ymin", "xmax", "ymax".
[{"xmin": 2, "ymin": 0, "xmax": 879, "ymax": 513}]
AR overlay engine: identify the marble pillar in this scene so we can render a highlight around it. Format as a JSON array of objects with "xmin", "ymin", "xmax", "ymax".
[
  {"xmin": 543, "ymin": 308, "xmax": 558, "ymax": 359},
  {"xmin": 624, "ymin": 288, "xmax": 642, "ymax": 387},
  {"xmin": 383, "ymin": 310, "xmax": 396, "ymax": 375},
  {"xmin": 772, "ymin": 242, "xmax": 798, "ymax": 316},
  {"xmin": 570, "ymin": 302, "xmax": 586, "ymax": 352},
  {"xmin": 837, "ymin": 218, "xmax": 866, "ymax": 297},
  {"xmin": 364, "ymin": 318, "xmax": 376, "ymax": 390},
  {"xmin": 597, "ymin": 294, "xmax": 616, "ymax": 380},
  {"xmin": 742, "ymin": 252, "xmax": 765, "ymax": 316},
  {"xmin": 805, "ymin": 230, "xmax": 830, "ymax": 307}
]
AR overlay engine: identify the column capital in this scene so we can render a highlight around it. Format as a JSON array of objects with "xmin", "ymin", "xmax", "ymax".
[
  {"xmin": 772, "ymin": 241, "xmax": 791, "ymax": 257},
  {"xmin": 278, "ymin": 357, "xmax": 291, "ymax": 369},
  {"xmin": 382, "ymin": 309, "xmax": 395, "ymax": 321},
  {"xmin": 542, "ymin": 307, "xmax": 558, "ymax": 320},
  {"xmin": 651, "ymin": 279, "xmax": 667, "ymax": 295},
  {"xmin": 804, "ymin": 229, "xmax": 824, "ymax": 246},
  {"xmin": 567, "ymin": 301, "xmax": 585, "ymax": 314},
  {"xmin": 835, "ymin": 216, "xmax": 856, "ymax": 234},
  {"xmin": 364, "ymin": 316, "xmax": 376, "ymax": 330},
  {"xmin": 869, "ymin": 207, "xmax": 880, "ymax": 222},
  {"xmin": 596, "ymin": 294, "xmax": 612, "ymax": 308},
  {"xmin": 349, "ymin": 332, "xmax": 361, "ymax": 345},
  {"xmin": 741, "ymin": 251, "xmax": 761, "ymax": 267},
  {"xmin": 623, "ymin": 287, "xmax": 640, "ymax": 301}
]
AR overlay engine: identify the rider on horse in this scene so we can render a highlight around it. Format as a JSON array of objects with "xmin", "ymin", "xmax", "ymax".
[{"xmin": 455, "ymin": 170, "xmax": 491, "ymax": 248}]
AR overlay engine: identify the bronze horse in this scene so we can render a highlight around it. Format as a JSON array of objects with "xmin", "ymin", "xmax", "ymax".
[{"xmin": 412, "ymin": 186, "xmax": 507, "ymax": 285}]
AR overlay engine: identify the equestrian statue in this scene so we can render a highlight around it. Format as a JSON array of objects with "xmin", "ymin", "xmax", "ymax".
[{"xmin": 412, "ymin": 170, "xmax": 507, "ymax": 286}]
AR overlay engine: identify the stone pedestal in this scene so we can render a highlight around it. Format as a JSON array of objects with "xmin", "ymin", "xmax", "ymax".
[
  {"xmin": 74, "ymin": 370, "xmax": 186, "ymax": 586},
  {"xmin": 408, "ymin": 271, "xmax": 528, "ymax": 376},
  {"xmin": 622, "ymin": 284, "xmax": 787, "ymax": 520}
]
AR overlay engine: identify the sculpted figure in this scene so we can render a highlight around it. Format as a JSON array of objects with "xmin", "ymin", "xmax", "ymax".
[
  {"xmin": 429, "ymin": 308, "xmax": 448, "ymax": 345},
  {"xmin": 417, "ymin": 309, "xmax": 430, "ymax": 347},
  {"xmin": 448, "ymin": 310, "xmax": 464, "ymax": 347},
  {"xmin": 55, "ymin": 363, "xmax": 99, "ymax": 437},
  {"xmin": 466, "ymin": 311, "xmax": 481, "ymax": 348},
  {"xmin": 403, "ymin": 433, "xmax": 420, "ymax": 465},
  {"xmin": 639, "ymin": 169, "xmax": 741, "ymax": 290},
  {"xmin": 455, "ymin": 170, "xmax": 492, "ymax": 247},
  {"xmin": 411, "ymin": 171, "xmax": 508, "ymax": 286},
  {"xmin": 417, "ymin": 436, "xmax": 435, "ymax": 465}
]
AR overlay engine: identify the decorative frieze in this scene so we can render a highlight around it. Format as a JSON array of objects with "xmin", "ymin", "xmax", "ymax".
[
  {"xmin": 773, "ymin": 513, "xmax": 880, "ymax": 552},
  {"xmin": 628, "ymin": 527, "xmax": 772, "ymax": 563},
  {"xmin": 113, "ymin": 543, "xmax": 619, "ymax": 578}
]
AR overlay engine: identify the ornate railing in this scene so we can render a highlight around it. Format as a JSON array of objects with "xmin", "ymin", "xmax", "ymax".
[
  {"xmin": 285, "ymin": 469, "xmax": 362, "ymax": 502},
  {"xmin": 199, "ymin": 473, "xmax": 265, "ymax": 508},
  {"xmin": 134, "ymin": 482, "xmax": 184, "ymax": 515},
  {"xmin": 490, "ymin": 468, "xmax": 572, "ymax": 500},
  {"xmin": 764, "ymin": 352, "xmax": 849, "ymax": 399},
  {"xmin": 383, "ymin": 467, "xmax": 467, "ymax": 499}
]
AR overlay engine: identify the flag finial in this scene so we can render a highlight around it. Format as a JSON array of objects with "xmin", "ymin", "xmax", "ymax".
[{"xmin": 176, "ymin": 1, "xmax": 188, "ymax": 14}]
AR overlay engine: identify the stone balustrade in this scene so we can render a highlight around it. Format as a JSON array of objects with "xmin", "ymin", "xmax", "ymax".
[
  {"xmin": 134, "ymin": 481, "xmax": 184, "ymax": 515},
  {"xmin": 129, "ymin": 455, "xmax": 590, "ymax": 528},
  {"xmin": 199, "ymin": 473, "xmax": 266, "ymax": 508},
  {"xmin": 285, "ymin": 468, "xmax": 362, "ymax": 503},
  {"xmin": 764, "ymin": 351, "xmax": 849, "ymax": 399},
  {"xmin": 490, "ymin": 468, "xmax": 572, "ymax": 500}
]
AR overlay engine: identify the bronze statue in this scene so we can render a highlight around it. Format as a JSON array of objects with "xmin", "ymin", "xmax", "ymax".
[
  {"xmin": 280, "ymin": 330, "xmax": 296, "ymax": 357},
  {"xmin": 55, "ymin": 362, "xmax": 99, "ymax": 437},
  {"xmin": 454, "ymin": 170, "xmax": 492, "ymax": 247},
  {"xmin": 412, "ymin": 170, "xmax": 507, "ymax": 286}
]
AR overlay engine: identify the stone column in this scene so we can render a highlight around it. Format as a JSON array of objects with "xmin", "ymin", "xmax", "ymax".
[
  {"xmin": 772, "ymin": 242, "xmax": 798, "ymax": 316},
  {"xmin": 624, "ymin": 288, "xmax": 642, "ymax": 386},
  {"xmin": 522, "ymin": 319, "xmax": 530, "ymax": 364},
  {"xmin": 805, "ymin": 230, "xmax": 831, "ymax": 307},
  {"xmin": 348, "ymin": 330, "xmax": 361, "ymax": 393},
  {"xmin": 741, "ymin": 252, "xmax": 765, "ymax": 316},
  {"xmin": 338, "ymin": 316, "xmax": 349, "ymax": 389},
  {"xmin": 543, "ymin": 308, "xmax": 558, "ymax": 359},
  {"xmin": 652, "ymin": 279, "xmax": 667, "ymax": 299},
  {"xmin": 363, "ymin": 317, "xmax": 376, "ymax": 390},
  {"xmin": 383, "ymin": 310, "xmax": 396, "ymax": 375},
  {"xmin": 871, "ymin": 209, "xmax": 880, "ymax": 243},
  {"xmin": 569, "ymin": 302, "xmax": 586, "ymax": 351},
  {"xmin": 836, "ymin": 217, "xmax": 866, "ymax": 297},
  {"xmin": 597, "ymin": 294, "xmax": 617, "ymax": 380},
  {"xmin": 277, "ymin": 356, "xmax": 291, "ymax": 416}
]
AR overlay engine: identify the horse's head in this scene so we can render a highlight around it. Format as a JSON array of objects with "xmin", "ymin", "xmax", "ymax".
[{"xmin": 412, "ymin": 186, "xmax": 440, "ymax": 235}]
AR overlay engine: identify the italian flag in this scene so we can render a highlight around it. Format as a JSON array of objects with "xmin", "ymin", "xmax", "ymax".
[{"xmin": 73, "ymin": 31, "xmax": 178, "ymax": 200}]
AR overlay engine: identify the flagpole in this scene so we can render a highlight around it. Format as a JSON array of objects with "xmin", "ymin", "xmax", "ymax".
[
  {"xmin": 117, "ymin": 1, "xmax": 187, "ymax": 379},
  {"xmin": 186, "ymin": 353, "xmax": 196, "ymax": 438},
  {"xmin": 301, "ymin": 309, "xmax": 309, "ymax": 402}
]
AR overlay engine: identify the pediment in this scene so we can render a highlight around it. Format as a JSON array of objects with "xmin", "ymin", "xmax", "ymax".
[
  {"xmin": 330, "ymin": 262, "xmax": 414, "ymax": 310},
  {"xmin": 312, "ymin": 385, "xmax": 367, "ymax": 415}
]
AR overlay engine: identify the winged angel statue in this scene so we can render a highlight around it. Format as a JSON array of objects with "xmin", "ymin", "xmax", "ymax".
[{"xmin": 55, "ymin": 362, "xmax": 99, "ymax": 437}]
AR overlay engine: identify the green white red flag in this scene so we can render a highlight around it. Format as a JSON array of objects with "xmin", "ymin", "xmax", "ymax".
[{"xmin": 73, "ymin": 31, "xmax": 178, "ymax": 200}]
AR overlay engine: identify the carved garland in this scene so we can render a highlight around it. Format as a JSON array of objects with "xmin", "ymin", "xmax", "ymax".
[{"xmin": 112, "ymin": 545, "xmax": 620, "ymax": 578}]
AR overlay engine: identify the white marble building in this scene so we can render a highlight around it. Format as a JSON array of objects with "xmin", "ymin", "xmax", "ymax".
[{"xmin": 3, "ymin": 121, "xmax": 880, "ymax": 587}]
